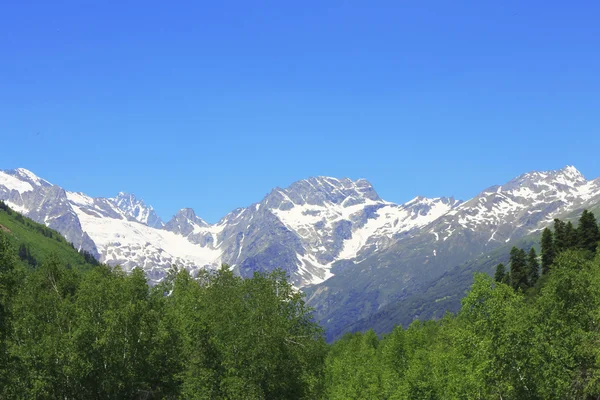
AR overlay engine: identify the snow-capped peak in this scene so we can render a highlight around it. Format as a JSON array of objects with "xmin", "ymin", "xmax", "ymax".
[
  {"xmin": 265, "ymin": 176, "xmax": 381, "ymax": 211},
  {"xmin": 175, "ymin": 207, "xmax": 208, "ymax": 227},
  {"xmin": 163, "ymin": 207, "xmax": 211, "ymax": 237},
  {"xmin": 12, "ymin": 168, "xmax": 51, "ymax": 186},
  {"xmin": 111, "ymin": 192, "xmax": 163, "ymax": 228},
  {"xmin": 554, "ymin": 165, "xmax": 586, "ymax": 185}
]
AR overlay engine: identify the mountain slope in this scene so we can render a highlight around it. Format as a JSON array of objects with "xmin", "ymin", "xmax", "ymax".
[
  {"xmin": 0, "ymin": 200, "xmax": 99, "ymax": 270},
  {"xmin": 0, "ymin": 169, "xmax": 460, "ymax": 287},
  {"xmin": 1, "ymin": 165, "xmax": 600, "ymax": 339},
  {"xmin": 305, "ymin": 166, "xmax": 600, "ymax": 340}
]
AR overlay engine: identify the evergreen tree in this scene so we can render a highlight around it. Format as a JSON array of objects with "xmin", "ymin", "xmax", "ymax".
[
  {"xmin": 509, "ymin": 247, "xmax": 528, "ymax": 291},
  {"xmin": 553, "ymin": 219, "xmax": 567, "ymax": 253},
  {"xmin": 502, "ymin": 272, "xmax": 511, "ymax": 286},
  {"xmin": 577, "ymin": 210, "xmax": 600, "ymax": 254},
  {"xmin": 527, "ymin": 247, "xmax": 540, "ymax": 287},
  {"xmin": 494, "ymin": 263, "xmax": 506, "ymax": 283},
  {"xmin": 18, "ymin": 243, "xmax": 27, "ymax": 261},
  {"xmin": 565, "ymin": 221, "xmax": 578, "ymax": 249},
  {"xmin": 541, "ymin": 228, "xmax": 555, "ymax": 275}
]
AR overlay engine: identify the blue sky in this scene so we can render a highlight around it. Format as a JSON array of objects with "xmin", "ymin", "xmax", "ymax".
[{"xmin": 1, "ymin": 1, "xmax": 599, "ymax": 223}]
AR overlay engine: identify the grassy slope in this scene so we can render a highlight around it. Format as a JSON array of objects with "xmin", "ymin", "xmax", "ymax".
[{"xmin": 0, "ymin": 203, "xmax": 97, "ymax": 270}]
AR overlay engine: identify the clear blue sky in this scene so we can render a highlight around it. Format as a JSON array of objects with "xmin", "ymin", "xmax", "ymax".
[{"xmin": 1, "ymin": 1, "xmax": 599, "ymax": 223}]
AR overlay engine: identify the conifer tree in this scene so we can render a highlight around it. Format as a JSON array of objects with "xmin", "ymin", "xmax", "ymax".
[
  {"xmin": 494, "ymin": 263, "xmax": 506, "ymax": 283},
  {"xmin": 565, "ymin": 221, "xmax": 577, "ymax": 249},
  {"xmin": 502, "ymin": 272, "xmax": 511, "ymax": 285},
  {"xmin": 577, "ymin": 210, "xmax": 600, "ymax": 254},
  {"xmin": 553, "ymin": 219, "xmax": 567, "ymax": 254},
  {"xmin": 509, "ymin": 247, "xmax": 528, "ymax": 291},
  {"xmin": 541, "ymin": 228, "xmax": 555, "ymax": 275},
  {"xmin": 527, "ymin": 247, "xmax": 540, "ymax": 287},
  {"xmin": 18, "ymin": 243, "xmax": 27, "ymax": 261}
]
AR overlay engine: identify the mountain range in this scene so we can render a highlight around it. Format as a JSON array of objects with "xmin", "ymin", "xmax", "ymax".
[{"xmin": 1, "ymin": 165, "xmax": 599, "ymax": 339}]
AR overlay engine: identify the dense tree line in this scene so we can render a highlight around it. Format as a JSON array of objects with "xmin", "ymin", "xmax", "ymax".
[
  {"xmin": 1, "ymin": 208, "xmax": 599, "ymax": 399},
  {"xmin": 326, "ymin": 250, "xmax": 600, "ymax": 399},
  {"xmin": 0, "ymin": 232, "xmax": 326, "ymax": 399},
  {"xmin": 494, "ymin": 209, "xmax": 600, "ymax": 292}
]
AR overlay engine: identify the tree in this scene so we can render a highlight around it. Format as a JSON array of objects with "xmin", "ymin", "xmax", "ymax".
[
  {"xmin": 565, "ymin": 221, "xmax": 578, "ymax": 249},
  {"xmin": 541, "ymin": 228, "xmax": 555, "ymax": 275},
  {"xmin": 494, "ymin": 263, "xmax": 506, "ymax": 283},
  {"xmin": 554, "ymin": 219, "xmax": 567, "ymax": 253},
  {"xmin": 531, "ymin": 251, "xmax": 600, "ymax": 398},
  {"xmin": 527, "ymin": 248, "xmax": 540, "ymax": 287},
  {"xmin": 577, "ymin": 210, "xmax": 600, "ymax": 254},
  {"xmin": 457, "ymin": 274, "xmax": 535, "ymax": 398},
  {"xmin": 380, "ymin": 326, "xmax": 408, "ymax": 397},
  {"xmin": 0, "ymin": 232, "xmax": 19, "ymax": 395},
  {"xmin": 9, "ymin": 253, "xmax": 80, "ymax": 398},
  {"xmin": 502, "ymin": 272, "xmax": 511, "ymax": 285},
  {"xmin": 17, "ymin": 243, "xmax": 36, "ymax": 267},
  {"xmin": 325, "ymin": 331, "xmax": 382, "ymax": 399},
  {"xmin": 509, "ymin": 247, "xmax": 528, "ymax": 291}
]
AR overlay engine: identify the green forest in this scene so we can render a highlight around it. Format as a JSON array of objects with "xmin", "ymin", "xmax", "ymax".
[{"xmin": 1, "ymin": 201, "xmax": 600, "ymax": 399}]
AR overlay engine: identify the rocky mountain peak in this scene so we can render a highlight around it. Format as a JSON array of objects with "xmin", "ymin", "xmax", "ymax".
[
  {"xmin": 505, "ymin": 165, "xmax": 587, "ymax": 191},
  {"xmin": 177, "ymin": 207, "xmax": 207, "ymax": 225},
  {"xmin": 164, "ymin": 207, "xmax": 209, "ymax": 236},
  {"xmin": 264, "ymin": 176, "xmax": 381, "ymax": 211},
  {"xmin": 111, "ymin": 192, "xmax": 163, "ymax": 228},
  {"xmin": 10, "ymin": 168, "xmax": 51, "ymax": 187}
]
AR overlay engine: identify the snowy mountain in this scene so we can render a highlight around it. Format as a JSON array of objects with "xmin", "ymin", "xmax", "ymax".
[
  {"xmin": 0, "ymin": 169, "xmax": 461, "ymax": 286},
  {"xmin": 112, "ymin": 192, "xmax": 164, "ymax": 228},
  {"xmin": 220, "ymin": 177, "xmax": 461, "ymax": 286},
  {"xmin": 1, "ymin": 165, "xmax": 600, "ymax": 337},
  {"xmin": 305, "ymin": 166, "xmax": 600, "ymax": 340}
]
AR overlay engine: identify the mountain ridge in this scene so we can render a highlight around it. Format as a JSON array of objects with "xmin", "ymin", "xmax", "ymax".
[{"xmin": 2, "ymin": 165, "xmax": 599, "ymax": 337}]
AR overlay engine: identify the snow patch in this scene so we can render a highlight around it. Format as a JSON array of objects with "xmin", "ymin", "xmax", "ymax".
[{"xmin": 0, "ymin": 172, "xmax": 34, "ymax": 194}]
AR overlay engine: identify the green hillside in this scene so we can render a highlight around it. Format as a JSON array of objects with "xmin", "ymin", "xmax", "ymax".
[{"xmin": 0, "ymin": 200, "xmax": 98, "ymax": 270}]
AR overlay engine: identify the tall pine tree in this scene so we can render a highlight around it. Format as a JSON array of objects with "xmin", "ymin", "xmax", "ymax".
[
  {"xmin": 553, "ymin": 219, "xmax": 567, "ymax": 254},
  {"xmin": 509, "ymin": 247, "xmax": 528, "ymax": 291},
  {"xmin": 577, "ymin": 210, "xmax": 600, "ymax": 254},
  {"xmin": 541, "ymin": 227, "xmax": 555, "ymax": 275},
  {"xmin": 565, "ymin": 221, "xmax": 578, "ymax": 249},
  {"xmin": 527, "ymin": 247, "xmax": 540, "ymax": 287},
  {"xmin": 494, "ymin": 263, "xmax": 506, "ymax": 283}
]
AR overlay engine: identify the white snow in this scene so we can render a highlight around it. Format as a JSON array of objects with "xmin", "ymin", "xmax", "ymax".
[
  {"xmin": 3, "ymin": 200, "xmax": 28, "ymax": 214},
  {"xmin": 71, "ymin": 204, "xmax": 222, "ymax": 273},
  {"xmin": 0, "ymin": 172, "xmax": 34, "ymax": 194},
  {"xmin": 15, "ymin": 168, "xmax": 49, "ymax": 186},
  {"xmin": 66, "ymin": 191, "xmax": 95, "ymax": 207}
]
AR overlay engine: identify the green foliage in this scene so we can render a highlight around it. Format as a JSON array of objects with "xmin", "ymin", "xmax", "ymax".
[
  {"xmin": 2, "ymin": 205, "xmax": 600, "ymax": 399},
  {"xmin": 554, "ymin": 218, "xmax": 567, "ymax": 253},
  {"xmin": 325, "ymin": 330, "xmax": 382, "ymax": 399},
  {"xmin": 527, "ymin": 247, "xmax": 540, "ymax": 287},
  {"xmin": 509, "ymin": 246, "xmax": 528, "ymax": 291},
  {"xmin": 0, "ymin": 203, "xmax": 97, "ymax": 271},
  {"xmin": 541, "ymin": 227, "xmax": 555, "ymax": 275},
  {"xmin": 494, "ymin": 262, "xmax": 506, "ymax": 282},
  {"xmin": 565, "ymin": 221, "xmax": 578, "ymax": 249},
  {"xmin": 577, "ymin": 209, "xmax": 600, "ymax": 254},
  {"xmin": 325, "ymin": 252, "xmax": 600, "ymax": 399},
  {"xmin": 324, "ymin": 210, "xmax": 600, "ymax": 399},
  {"xmin": 0, "ymin": 234, "xmax": 326, "ymax": 399}
]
